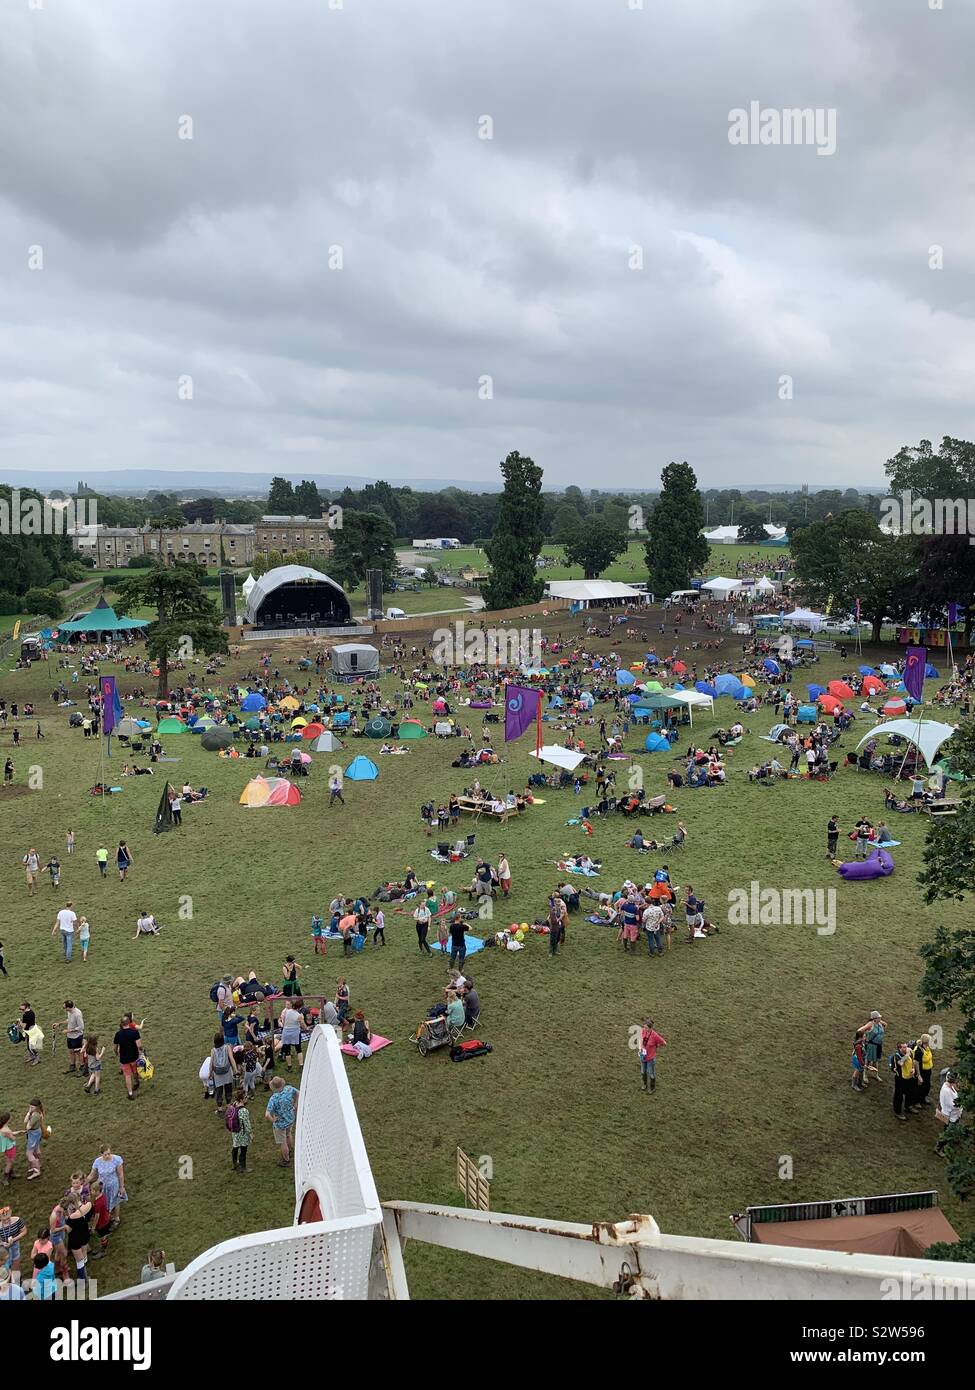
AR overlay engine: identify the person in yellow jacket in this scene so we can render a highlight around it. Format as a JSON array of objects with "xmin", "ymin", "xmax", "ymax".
[
  {"xmin": 913, "ymin": 1034, "xmax": 935, "ymax": 1107},
  {"xmin": 892, "ymin": 1042, "xmax": 919, "ymax": 1120}
]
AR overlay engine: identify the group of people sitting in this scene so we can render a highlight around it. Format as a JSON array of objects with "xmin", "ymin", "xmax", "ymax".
[{"xmin": 627, "ymin": 821, "xmax": 687, "ymax": 853}]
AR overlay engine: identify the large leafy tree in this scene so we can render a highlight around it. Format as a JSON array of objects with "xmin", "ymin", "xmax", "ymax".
[
  {"xmin": 483, "ymin": 451, "xmax": 545, "ymax": 609},
  {"xmin": 267, "ymin": 477, "xmax": 296, "ymax": 513},
  {"xmin": 644, "ymin": 461, "xmax": 709, "ymax": 596},
  {"xmin": 293, "ymin": 480, "xmax": 323, "ymax": 518},
  {"xmin": 917, "ymin": 722, "xmax": 975, "ymax": 1203},
  {"xmin": 551, "ymin": 502, "xmax": 585, "ymax": 543},
  {"xmin": 791, "ymin": 510, "xmax": 915, "ymax": 641},
  {"xmin": 115, "ymin": 564, "xmax": 228, "ymax": 698},
  {"xmin": 563, "ymin": 515, "xmax": 629, "ymax": 579},
  {"xmin": 735, "ymin": 508, "xmax": 768, "ymax": 545},
  {"xmin": 329, "ymin": 511, "xmax": 397, "ymax": 590}
]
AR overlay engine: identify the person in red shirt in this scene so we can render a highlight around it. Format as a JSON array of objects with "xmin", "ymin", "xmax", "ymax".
[
  {"xmin": 88, "ymin": 1180, "xmax": 112, "ymax": 1258},
  {"xmin": 638, "ymin": 1019, "xmax": 667, "ymax": 1093}
]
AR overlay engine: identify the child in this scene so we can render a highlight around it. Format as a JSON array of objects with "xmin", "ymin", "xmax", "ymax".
[
  {"xmin": 88, "ymin": 1180, "xmax": 111, "ymax": 1259},
  {"xmin": 311, "ymin": 912, "xmax": 325, "ymax": 956},
  {"xmin": 436, "ymin": 911, "xmax": 449, "ymax": 957},
  {"xmin": 23, "ymin": 1098, "xmax": 45, "ymax": 1180},
  {"xmin": 335, "ymin": 978, "xmax": 350, "ymax": 1025},
  {"xmin": 258, "ymin": 1037, "xmax": 275, "ymax": 1087},
  {"xmin": 141, "ymin": 1249, "xmax": 168, "ymax": 1283},
  {"xmin": 66, "ymin": 829, "xmax": 75, "ymax": 855},
  {"xmin": 240, "ymin": 1041, "xmax": 260, "ymax": 1096},
  {"xmin": 229, "ymin": 1087, "xmax": 252, "ymax": 1173},
  {"xmin": 31, "ymin": 1251, "xmax": 57, "ymax": 1299},
  {"xmin": 47, "ymin": 1206, "xmax": 70, "ymax": 1281},
  {"xmin": 83, "ymin": 1036, "xmax": 104, "ymax": 1095},
  {"xmin": 44, "ymin": 856, "xmax": 61, "ymax": 889},
  {"xmin": 78, "ymin": 917, "xmax": 91, "ymax": 962}
]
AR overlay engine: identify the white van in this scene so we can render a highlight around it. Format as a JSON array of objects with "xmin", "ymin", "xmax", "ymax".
[
  {"xmin": 386, "ymin": 607, "xmax": 407, "ymax": 621},
  {"xmin": 667, "ymin": 589, "xmax": 701, "ymax": 604}
]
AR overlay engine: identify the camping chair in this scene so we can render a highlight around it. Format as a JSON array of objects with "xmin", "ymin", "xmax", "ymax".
[{"xmin": 461, "ymin": 1002, "xmax": 482, "ymax": 1034}]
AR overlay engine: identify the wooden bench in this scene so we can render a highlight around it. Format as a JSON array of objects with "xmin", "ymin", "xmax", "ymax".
[{"xmin": 925, "ymin": 801, "xmax": 962, "ymax": 818}]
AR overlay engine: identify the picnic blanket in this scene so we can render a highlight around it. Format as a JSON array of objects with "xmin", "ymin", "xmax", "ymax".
[
  {"xmin": 431, "ymin": 933, "xmax": 485, "ymax": 956},
  {"xmin": 340, "ymin": 1034, "xmax": 392, "ymax": 1057},
  {"xmin": 558, "ymin": 863, "xmax": 601, "ymax": 877}
]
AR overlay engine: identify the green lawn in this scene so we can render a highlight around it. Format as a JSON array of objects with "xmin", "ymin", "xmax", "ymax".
[{"xmin": 0, "ymin": 615, "xmax": 970, "ymax": 1298}]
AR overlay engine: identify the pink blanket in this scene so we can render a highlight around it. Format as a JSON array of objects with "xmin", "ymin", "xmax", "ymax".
[{"xmin": 340, "ymin": 1034, "xmax": 392, "ymax": 1056}]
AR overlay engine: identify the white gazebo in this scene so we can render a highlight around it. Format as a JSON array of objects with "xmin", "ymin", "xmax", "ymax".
[{"xmin": 856, "ymin": 719, "xmax": 957, "ymax": 769}]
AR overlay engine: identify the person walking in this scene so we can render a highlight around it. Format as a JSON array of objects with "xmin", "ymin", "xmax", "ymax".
[
  {"xmin": 372, "ymin": 906, "xmax": 386, "ymax": 948},
  {"xmin": 638, "ymin": 1018, "xmax": 667, "ymax": 1093},
  {"xmin": 891, "ymin": 1041, "xmax": 919, "ymax": 1120},
  {"xmin": 414, "ymin": 899, "xmax": 433, "ymax": 955},
  {"xmin": 87, "ymin": 1147, "xmax": 126, "ymax": 1233},
  {"xmin": 229, "ymin": 1087, "xmax": 252, "ymax": 1173},
  {"xmin": 113, "ymin": 1014, "xmax": 144, "ymax": 1100},
  {"xmin": 498, "ymin": 854, "xmax": 511, "ymax": 898},
  {"xmin": 278, "ymin": 1003, "xmax": 303, "ymax": 1073},
  {"xmin": 95, "ymin": 845, "xmax": 109, "ymax": 878},
  {"xmin": 328, "ymin": 773, "xmax": 345, "ymax": 808},
  {"xmin": 56, "ymin": 999, "xmax": 85, "ymax": 1072},
  {"xmin": 170, "ymin": 791, "xmax": 182, "ymax": 827},
  {"xmin": 826, "ymin": 815, "xmax": 839, "ymax": 859},
  {"xmin": 52, "ymin": 902, "xmax": 78, "ymax": 963},
  {"xmin": 210, "ymin": 1032, "xmax": 238, "ymax": 1112},
  {"xmin": 265, "ymin": 1075, "xmax": 299, "ymax": 1167},
  {"xmin": 642, "ymin": 900, "xmax": 664, "ymax": 957},
  {"xmin": 23, "ymin": 1099, "xmax": 46, "ymax": 1180},
  {"xmin": 22, "ymin": 848, "xmax": 40, "ymax": 897},
  {"xmin": 66, "ymin": 829, "xmax": 75, "ymax": 856},
  {"xmin": 83, "ymin": 1036, "xmax": 104, "ymax": 1095},
  {"xmin": 448, "ymin": 913, "xmax": 467, "ymax": 969},
  {"xmin": 77, "ymin": 916, "xmax": 91, "ymax": 961},
  {"xmin": 857, "ymin": 1011, "xmax": 885, "ymax": 1083},
  {"xmin": 116, "ymin": 841, "xmax": 133, "ymax": 882},
  {"xmin": 548, "ymin": 893, "xmax": 567, "ymax": 956}
]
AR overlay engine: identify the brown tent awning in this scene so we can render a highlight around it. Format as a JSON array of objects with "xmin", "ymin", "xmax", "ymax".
[{"xmin": 751, "ymin": 1208, "xmax": 958, "ymax": 1258}]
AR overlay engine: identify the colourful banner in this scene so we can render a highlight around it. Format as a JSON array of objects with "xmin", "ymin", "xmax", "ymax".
[
  {"xmin": 100, "ymin": 675, "xmax": 123, "ymax": 735},
  {"xmin": 504, "ymin": 684, "xmax": 542, "ymax": 743},
  {"xmin": 903, "ymin": 646, "xmax": 927, "ymax": 703}
]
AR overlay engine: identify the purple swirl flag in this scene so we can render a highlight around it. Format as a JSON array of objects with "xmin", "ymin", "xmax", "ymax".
[{"xmin": 504, "ymin": 684, "xmax": 541, "ymax": 743}]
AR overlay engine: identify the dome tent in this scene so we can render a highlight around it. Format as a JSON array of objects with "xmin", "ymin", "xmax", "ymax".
[
  {"xmin": 345, "ymin": 755, "xmax": 379, "ymax": 781},
  {"xmin": 644, "ymin": 732, "xmax": 671, "ymax": 752},
  {"xmin": 312, "ymin": 731, "xmax": 342, "ymax": 752},
  {"xmin": 241, "ymin": 692, "xmax": 266, "ymax": 712},
  {"xmin": 397, "ymin": 721, "xmax": 428, "ymax": 740},
  {"xmin": 157, "ymin": 717, "xmax": 187, "ymax": 734}
]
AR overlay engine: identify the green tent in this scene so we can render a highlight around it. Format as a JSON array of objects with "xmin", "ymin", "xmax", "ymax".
[
  {"xmin": 397, "ymin": 720, "xmax": 428, "ymax": 740},
  {"xmin": 633, "ymin": 691, "xmax": 684, "ymax": 711},
  {"xmin": 365, "ymin": 716, "xmax": 392, "ymax": 738},
  {"xmin": 157, "ymin": 717, "xmax": 187, "ymax": 734},
  {"xmin": 244, "ymin": 716, "xmax": 262, "ymax": 731},
  {"xmin": 58, "ymin": 596, "xmax": 148, "ymax": 634}
]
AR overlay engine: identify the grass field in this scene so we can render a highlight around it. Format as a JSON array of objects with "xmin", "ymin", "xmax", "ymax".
[{"xmin": 0, "ymin": 603, "xmax": 969, "ymax": 1297}]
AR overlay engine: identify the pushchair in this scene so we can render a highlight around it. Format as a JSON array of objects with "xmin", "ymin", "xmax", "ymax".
[{"xmin": 409, "ymin": 1013, "xmax": 460, "ymax": 1056}]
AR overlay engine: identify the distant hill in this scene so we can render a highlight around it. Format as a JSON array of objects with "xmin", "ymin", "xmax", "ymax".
[{"xmin": 0, "ymin": 469, "xmax": 502, "ymax": 497}]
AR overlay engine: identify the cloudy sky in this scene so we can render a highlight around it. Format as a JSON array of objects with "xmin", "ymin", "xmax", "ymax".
[{"xmin": 2, "ymin": 0, "xmax": 974, "ymax": 491}]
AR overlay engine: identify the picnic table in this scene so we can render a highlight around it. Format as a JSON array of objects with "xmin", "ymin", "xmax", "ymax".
[{"xmin": 456, "ymin": 795, "xmax": 519, "ymax": 824}]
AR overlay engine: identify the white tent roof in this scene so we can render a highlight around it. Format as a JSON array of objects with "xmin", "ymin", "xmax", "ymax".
[
  {"xmin": 529, "ymin": 745, "xmax": 587, "ymax": 771},
  {"xmin": 856, "ymin": 719, "xmax": 957, "ymax": 769},
  {"xmin": 704, "ymin": 525, "xmax": 787, "ymax": 543},
  {"xmin": 544, "ymin": 580, "xmax": 645, "ymax": 602},
  {"xmin": 241, "ymin": 572, "xmax": 256, "ymax": 601},
  {"xmin": 784, "ymin": 607, "xmax": 824, "ymax": 631},
  {"xmin": 753, "ymin": 576, "xmax": 777, "ymax": 592},
  {"xmin": 669, "ymin": 690, "xmax": 714, "ymax": 709},
  {"xmin": 245, "ymin": 564, "xmax": 346, "ymax": 624},
  {"xmin": 313, "ymin": 731, "xmax": 343, "ymax": 752},
  {"xmin": 701, "ymin": 576, "xmax": 743, "ymax": 597}
]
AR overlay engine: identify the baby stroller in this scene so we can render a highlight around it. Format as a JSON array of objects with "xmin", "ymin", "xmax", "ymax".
[{"xmin": 409, "ymin": 1014, "xmax": 459, "ymax": 1056}]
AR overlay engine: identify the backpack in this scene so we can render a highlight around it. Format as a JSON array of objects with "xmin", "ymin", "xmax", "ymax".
[
  {"xmin": 225, "ymin": 1103, "xmax": 242, "ymax": 1133},
  {"xmin": 7, "ymin": 1023, "xmax": 22, "ymax": 1044},
  {"xmin": 209, "ymin": 982, "xmax": 222, "ymax": 1004}
]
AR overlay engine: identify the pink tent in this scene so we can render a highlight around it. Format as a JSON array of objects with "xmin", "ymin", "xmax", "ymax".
[{"xmin": 266, "ymin": 778, "xmax": 302, "ymax": 806}]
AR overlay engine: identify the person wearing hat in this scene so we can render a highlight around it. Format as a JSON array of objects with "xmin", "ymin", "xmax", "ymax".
[
  {"xmin": 892, "ymin": 1042, "xmax": 919, "ymax": 1120},
  {"xmin": 913, "ymin": 1034, "xmax": 935, "ymax": 1106},
  {"xmin": 856, "ymin": 1011, "xmax": 885, "ymax": 1083}
]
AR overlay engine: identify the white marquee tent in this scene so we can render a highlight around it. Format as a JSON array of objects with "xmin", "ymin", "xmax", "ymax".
[
  {"xmin": 856, "ymin": 719, "xmax": 957, "ymax": 770},
  {"xmin": 701, "ymin": 576, "xmax": 744, "ymax": 599},
  {"xmin": 530, "ymin": 745, "xmax": 587, "ymax": 772}
]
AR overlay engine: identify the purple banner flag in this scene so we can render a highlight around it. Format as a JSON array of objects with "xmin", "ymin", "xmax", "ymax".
[
  {"xmin": 902, "ymin": 646, "xmax": 927, "ymax": 704},
  {"xmin": 504, "ymin": 684, "xmax": 541, "ymax": 743},
  {"xmin": 100, "ymin": 675, "xmax": 123, "ymax": 735},
  {"xmin": 947, "ymin": 602, "xmax": 959, "ymax": 626}
]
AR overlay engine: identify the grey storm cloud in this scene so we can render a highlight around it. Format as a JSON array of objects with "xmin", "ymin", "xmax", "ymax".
[{"xmin": 1, "ymin": 0, "xmax": 973, "ymax": 490}]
